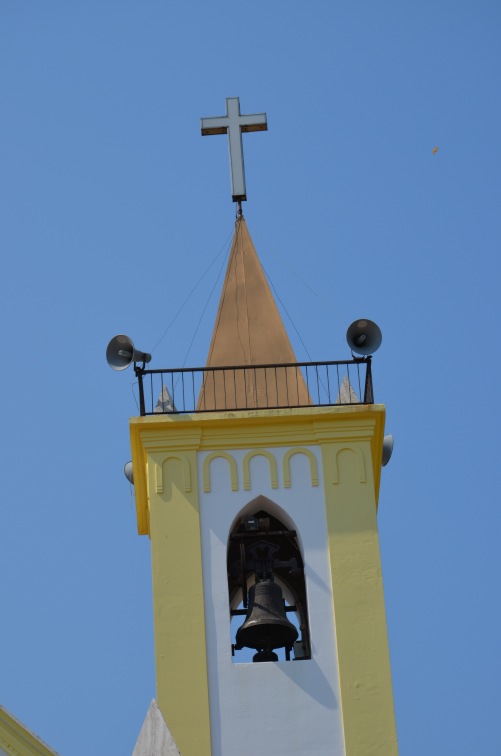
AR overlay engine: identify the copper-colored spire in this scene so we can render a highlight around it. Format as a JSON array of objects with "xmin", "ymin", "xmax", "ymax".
[{"xmin": 198, "ymin": 217, "xmax": 310, "ymax": 410}]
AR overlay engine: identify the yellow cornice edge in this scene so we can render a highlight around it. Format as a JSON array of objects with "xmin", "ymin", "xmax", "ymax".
[
  {"xmin": 0, "ymin": 707, "xmax": 59, "ymax": 756},
  {"xmin": 129, "ymin": 423, "xmax": 150, "ymax": 535},
  {"xmin": 130, "ymin": 404, "xmax": 386, "ymax": 534},
  {"xmin": 130, "ymin": 405, "xmax": 385, "ymax": 443}
]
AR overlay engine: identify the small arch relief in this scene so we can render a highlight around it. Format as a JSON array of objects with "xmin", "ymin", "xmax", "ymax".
[
  {"xmin": 242, "ymin": 450, "xmax": 278, "ymax": 491},
  {"xmin": 331, "ymin": 446, "xmax": 366, "ymax": 484},
  {"xmin": 283, "ymin": 448, "xmax": 319, "ymax": 488},
  {"xmin": 155, "ymin": 455, "xmax": 192, "ymax": 494},
  {"xmin": 202, "ymin": 452, "xmax": 239, "ymax": 493}
]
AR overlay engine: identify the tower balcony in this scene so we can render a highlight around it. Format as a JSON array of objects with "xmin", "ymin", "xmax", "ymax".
[{"xmin": 134, "ymin": 357, "xmax": 374, "ymax": 416}]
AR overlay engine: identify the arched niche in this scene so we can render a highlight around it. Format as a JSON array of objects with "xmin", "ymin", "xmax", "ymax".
[{"xmin": 227, "ymin": 496, "xmax": 311, "ymax": 663}]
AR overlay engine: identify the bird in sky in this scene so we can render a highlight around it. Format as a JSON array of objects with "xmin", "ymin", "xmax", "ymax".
[{"xmin": 432, "ymin": 146, "xmax": 439, "ymax": 154}]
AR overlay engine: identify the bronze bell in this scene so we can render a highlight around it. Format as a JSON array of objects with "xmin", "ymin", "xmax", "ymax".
[{"xmin": 236, "ymin": 580, "xmax": 298, "ymax": 662}]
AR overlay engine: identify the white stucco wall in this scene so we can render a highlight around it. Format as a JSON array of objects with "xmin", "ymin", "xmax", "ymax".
[{"xmin": 198, "ymin": 446, "xmax": 346, "ymax": 756}]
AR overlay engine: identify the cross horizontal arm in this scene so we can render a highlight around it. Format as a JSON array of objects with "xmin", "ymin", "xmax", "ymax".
[
  {"xmin": 201, "ymin": 116, "xmax": 229, "ymax": 136},
  {"xmin": 241, "ymin": 123, "xmax": 268, "ymax": 133},
  {"xmin": 240, "ymin": 113, "xmax": 267, "ymax": 133}
]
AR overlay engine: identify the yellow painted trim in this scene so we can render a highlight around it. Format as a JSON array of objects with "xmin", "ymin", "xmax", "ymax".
[
  {"xmin": 130, "ymin": 405, "xmax": 386, "ymax": 535},
  {"xmin": 242, "ymin": 449, "xmax": 278, "ymax": 490},
  {"xmin": 155, "ymin": 453, "xmax": 192, "ymax": 494},
  {"xmin": 130, "ymin": 429, "xmax": 150, "ymax": 535},
  {"xmin": 282, "ymin": 447, "xmax": 319, "ymax": 487},
  {"xmin": 202, "ymin": 451, "xmax": 238, "ymax": 493},
  {"xmin": 0, "ymin": 706, "xmax": 59, "ymax": 756},
  {"xmin": 148, "ymin": 451, "xmax": 212, "ymax": 755},
  {"xmin": 321, "ymin": 442, "xmax": 398, "ymax": 755},
  {"xmin": 330, "ymin": 445, "xmax": 366, "ymax": 484}
]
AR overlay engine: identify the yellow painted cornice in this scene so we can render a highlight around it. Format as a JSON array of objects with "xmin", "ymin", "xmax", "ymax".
[
  {"xmin": 0, "ymin": 707, "xmax": 59, "ymax": 756},
  {"xmin": 130, "ymin": 404, "xmax": 386, "ymax": 535}
]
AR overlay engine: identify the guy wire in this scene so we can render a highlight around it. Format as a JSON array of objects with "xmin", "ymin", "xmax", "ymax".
[{"xmin": 149, "ymin": 226, "xmax": 234, "ymax": 354}]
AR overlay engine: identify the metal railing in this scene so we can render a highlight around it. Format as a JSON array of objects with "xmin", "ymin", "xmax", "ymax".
[{"xmin": 134, "ymin": 358, "xmax": 374, "ymax": 416}]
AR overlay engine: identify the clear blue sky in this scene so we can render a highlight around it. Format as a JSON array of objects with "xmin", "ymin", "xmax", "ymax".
[{"xmin": 1, "ymin": 2, "xmax": 500, "ymax": 754}]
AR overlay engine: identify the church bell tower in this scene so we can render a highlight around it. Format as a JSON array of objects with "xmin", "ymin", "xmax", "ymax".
[{"xmin": 123, "ymin": 97, "xmax": 398, "ymax": 755}]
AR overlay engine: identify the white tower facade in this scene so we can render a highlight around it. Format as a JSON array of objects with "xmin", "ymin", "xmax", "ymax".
[{"xmin": 199, "ymin": 441, "xmax": 345, "ymax": 755}]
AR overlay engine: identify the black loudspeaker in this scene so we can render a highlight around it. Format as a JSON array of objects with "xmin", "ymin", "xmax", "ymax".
[
  {"xmin": 124, "ymin": 461, "xmax": 134, "ymax": 485},
  {"xmin": 346, "ymin": 319, "xmax": 382, "ymax": 355},
  {"xmin": 106, "ymin": 335, "xmax": 151, "ymax": 371},
  {"xmin": 382, "ymin": 434, "xmax": 394, "ymax": 467}
]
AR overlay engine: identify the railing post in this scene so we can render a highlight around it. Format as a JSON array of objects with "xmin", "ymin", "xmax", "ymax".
[
  {"xmin": 363, "ymin": 357, "xmax": 374, "ymax": 403},
  {"xmin": 135, "ymin": 365, "xmax": 146, "ymax": 416}
]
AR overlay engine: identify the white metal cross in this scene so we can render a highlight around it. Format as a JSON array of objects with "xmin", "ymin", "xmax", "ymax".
[{"xmin": 201, "ymin": 97, "xmax": 267, "ymax": 202}]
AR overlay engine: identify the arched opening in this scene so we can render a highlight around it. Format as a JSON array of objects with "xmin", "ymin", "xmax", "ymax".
[{"xmin": 227, "ymin": 497, "xmax": 311, "ymax": 663}]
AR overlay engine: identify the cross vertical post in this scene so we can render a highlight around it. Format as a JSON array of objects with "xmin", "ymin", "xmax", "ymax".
[{"xmin": 201, "ymin": 97, "xmax": 267, "ymax": 203}]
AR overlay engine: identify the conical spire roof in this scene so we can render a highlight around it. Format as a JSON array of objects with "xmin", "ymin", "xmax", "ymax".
[
  {"xmin": 205, "ymin": 217, "xmax": 300, "ymax": 366},
  {"xmin": 198, "ymin": 216, "xmax": 310, "ymax": 410}
]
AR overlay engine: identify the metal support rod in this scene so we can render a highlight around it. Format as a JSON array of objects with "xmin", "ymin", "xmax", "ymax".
[
  {"xmin": 363, "ymin": 356, "xmax": 374, "ymax": 403},
  {"xmin": 135, "ymin": 366, "xmax": 146, "ymax": 416}
]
